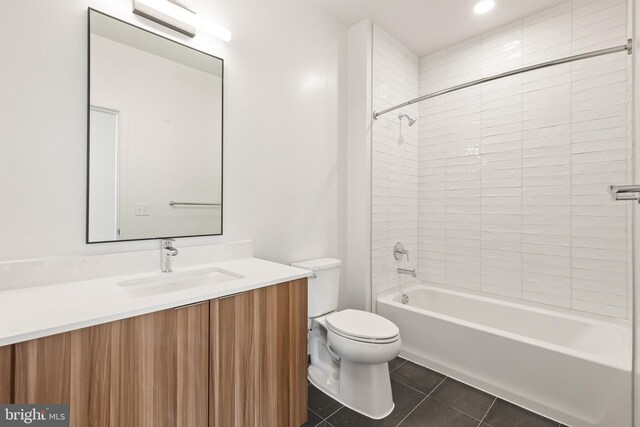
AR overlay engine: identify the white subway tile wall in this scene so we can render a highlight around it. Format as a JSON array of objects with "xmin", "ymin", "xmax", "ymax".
[
  {"xmin": 416, "ymin": 0, "xmax": 631, "ymax": 318},
  {"xmin": 371, "ymin": 25, "xmax": 420, "ymax": 304}
]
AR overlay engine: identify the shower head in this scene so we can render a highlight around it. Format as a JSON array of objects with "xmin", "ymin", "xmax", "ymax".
[{"xmin": 399, "ymin": 112, "xmax": 417, "ymax": 127}]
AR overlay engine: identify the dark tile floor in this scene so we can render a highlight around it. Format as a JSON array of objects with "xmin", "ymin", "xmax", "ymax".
[{"xmin": 305, "ymin": 357, "xmax": 567, "ymax": 427}]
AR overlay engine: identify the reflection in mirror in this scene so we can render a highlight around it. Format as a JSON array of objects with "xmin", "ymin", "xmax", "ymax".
[{"xmin": 87, "ymin": 9, "xmax": 223, "ymax": 243}]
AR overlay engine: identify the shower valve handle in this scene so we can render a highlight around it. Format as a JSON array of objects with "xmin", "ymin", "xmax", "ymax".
[{"xmin": 394, "ymin": 242, "xmax": 409, "ymax": 261}]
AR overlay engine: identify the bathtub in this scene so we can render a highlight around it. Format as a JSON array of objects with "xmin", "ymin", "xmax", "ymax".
[{"xmin": 377, "ymin": 284, "xmax": 632, "ymax": 427}]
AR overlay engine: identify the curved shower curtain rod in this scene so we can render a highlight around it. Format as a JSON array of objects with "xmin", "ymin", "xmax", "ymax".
[{"xmin": 373, "ymin": 39, "xmax": 633, "ymax": 120}]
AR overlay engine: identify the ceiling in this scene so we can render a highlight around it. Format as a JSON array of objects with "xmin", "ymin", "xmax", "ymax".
[{"xmin": 312, "ymin": 0, "xmax": 568, "ymax": 57}]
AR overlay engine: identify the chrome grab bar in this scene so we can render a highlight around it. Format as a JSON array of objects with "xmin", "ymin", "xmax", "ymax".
[
  {"xmin": 169, "ymin": 201, "xmax": 221, "ymax": 207},
  {"xmin": 608, "ymin": 185, "xmax": 640, "ymax": 203}
]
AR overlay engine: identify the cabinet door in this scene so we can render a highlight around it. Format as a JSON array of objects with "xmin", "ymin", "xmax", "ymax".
[
  {"xmin": 210, "ymin": 291, "xmax": 259, "ymax": 427},
  {"xmin": 12, "ymin": 301, "xmax": 209, "ymax": 427},
  {"xmin": 13, "ymin": 322, "xmax": 113, "ymax": 423},
  {"xmin": 210, "ymin": 279, "xmax": 308, "ymax": 427},
  {"xmin": 111, "ymin": 301, "xmax": 210, "ymax": 427},
  {"xmin": 261, "ymin": 279, "xmax": 308, "ymax": 426},
  {"xmin": 14, "ymin": 333, "xmax": 71, "ymax": 404},
  {"xmin": 70, "ymin": 322, "xmax": 113, "ymax": 427},
  {"xmin": 0, "ymin": 345, "xmax": 12, "ymax": 403}
]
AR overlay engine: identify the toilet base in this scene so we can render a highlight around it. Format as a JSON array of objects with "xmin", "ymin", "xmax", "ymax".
[{"xmin": 308, "ymin": 361, "xmax": 395, "ymax": 420}]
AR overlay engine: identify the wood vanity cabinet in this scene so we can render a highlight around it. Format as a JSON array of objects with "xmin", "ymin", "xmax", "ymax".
[
  {"xmin": 0, "ymin": 279, "xmax": 308, "ymax": 427},
  {"xmin": 9, "ymin": 299, "xmax": 210, "ymax": 427},
  {"xmin": 0, "ymin": 345, "xmax": 11, "ymax": 403},
  {"xmin": 209, "ymin": 278, "xmax": 308, "ymax": 427}
]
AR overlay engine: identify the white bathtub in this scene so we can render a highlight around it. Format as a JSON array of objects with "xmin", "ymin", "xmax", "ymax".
[{"xmin": 377, "ymin": 284, "xmax": 632, "ymax": 427}]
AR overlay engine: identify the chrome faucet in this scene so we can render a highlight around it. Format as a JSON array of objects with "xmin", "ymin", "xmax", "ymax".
[{"xmin": 161, "ymin": 239, "xmax": 179, "ymax": 273}]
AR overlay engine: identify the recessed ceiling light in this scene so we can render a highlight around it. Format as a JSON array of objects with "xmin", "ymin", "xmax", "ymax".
[{"xmin": 474, "ymin": 0, "xmax": 495, "ymax": 14}]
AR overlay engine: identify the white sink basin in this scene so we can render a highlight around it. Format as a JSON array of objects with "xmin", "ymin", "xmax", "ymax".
[{"xmin": 117, "ymin": 267, "xmax": 244, "ymax": 297}]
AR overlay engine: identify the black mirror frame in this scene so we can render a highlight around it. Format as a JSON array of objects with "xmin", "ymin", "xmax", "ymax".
[{"xmin": 86, "ymin": 8, "xmax": 224, "ymax": 244}]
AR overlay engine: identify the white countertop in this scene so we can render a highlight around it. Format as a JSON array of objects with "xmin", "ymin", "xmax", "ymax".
[{"xmin": 0, "ymin": 257, "xmax": 312, "ymax": 346}]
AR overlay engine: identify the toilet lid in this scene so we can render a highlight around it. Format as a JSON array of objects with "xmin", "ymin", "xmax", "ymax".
[{"xmin": 326, "ymin": 309, "xmax": 399, "ymax": 341}]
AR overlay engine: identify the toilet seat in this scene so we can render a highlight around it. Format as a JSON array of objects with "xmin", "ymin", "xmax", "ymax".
[
  {"xmin": 325, "ymin": 309, "xmax": 400, "ymax": 344},
  {"xmin": 308, "ymin": 308, "xmax": 401, "ymax": 419}
]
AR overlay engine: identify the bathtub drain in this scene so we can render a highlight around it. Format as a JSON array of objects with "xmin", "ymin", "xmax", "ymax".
[{"xmin": 401, "ymin": 294, "xmax": 409, "ymax": 304}]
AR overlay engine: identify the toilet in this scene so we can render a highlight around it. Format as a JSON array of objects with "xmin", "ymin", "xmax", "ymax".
[{"xmin": 291, "ymin": 258, "xmax": 401, "ymax": 419}]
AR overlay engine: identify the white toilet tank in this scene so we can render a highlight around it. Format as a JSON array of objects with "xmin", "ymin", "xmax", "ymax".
[{"xmin": 291, "ymin": 258, "xmax": 341, "ymax": 318}]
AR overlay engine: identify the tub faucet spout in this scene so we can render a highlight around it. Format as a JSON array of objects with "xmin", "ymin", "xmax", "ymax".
[{"xmin": 398, "ymin": 268, "xmax": 416, "ymax": 278}]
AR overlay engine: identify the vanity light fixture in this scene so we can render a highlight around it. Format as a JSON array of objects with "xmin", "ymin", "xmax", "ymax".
[
  {"xmin": 474, "ymin": 0, "xmax": 495, "ymax": 14},
  {"xmin": 132, "ymin": 0, "xmax": 231, "ymax": 41},
  {"xmin": 133, "ymin": 0, "xmax": 196, "ymax": 37}
]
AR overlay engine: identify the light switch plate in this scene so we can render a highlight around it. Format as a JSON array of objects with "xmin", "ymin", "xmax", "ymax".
[{"xmin": 135, "ymin": 202, "xmax": 150, "ymax": 216}]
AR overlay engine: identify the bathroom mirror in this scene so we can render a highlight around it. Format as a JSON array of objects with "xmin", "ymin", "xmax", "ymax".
[{"xmin": 87, "ymin": 9, "xmax": 223, "ymax": 243}]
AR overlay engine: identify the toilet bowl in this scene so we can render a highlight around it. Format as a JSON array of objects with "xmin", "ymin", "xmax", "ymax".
[
  {"xmin": 308, "ymin": 309, "xmax": 401, "ymax": 419},
  {"xmin": 291, "ymin": 258, "xmax": 401, "ymax": 419}
]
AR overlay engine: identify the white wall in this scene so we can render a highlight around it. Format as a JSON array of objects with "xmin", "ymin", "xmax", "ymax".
[
  {"xmin": 345, "ymin": 20, "xmax": 373, "ymax": 311},
  {"xmin": 370, "ymin": 25, "xmax": 420, "ymax": 308},
  {"xmin": 418, "ymin": 0, "xmax": 632, "ymax": 319},
  {"xmin": 0, "ymin": 0, "xmax": 347, "ymax": 283}
]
